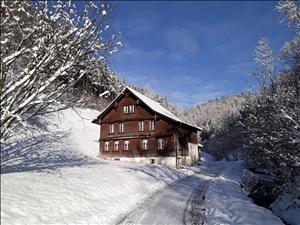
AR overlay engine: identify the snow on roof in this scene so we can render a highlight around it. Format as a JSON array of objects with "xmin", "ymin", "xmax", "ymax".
[
  {"xmin": 94, "ymin": 86, "xmax": 202, "ymax": 130},
  {"xmin": 126, "ymin": 87, "xmax": 182, "ymax": 122},
  {"xmin": 127, "ymin": 87, "xmax": 201, "ymax": 130}
]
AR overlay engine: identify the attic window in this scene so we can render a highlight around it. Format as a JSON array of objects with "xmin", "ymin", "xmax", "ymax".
[
  {"xmin": 123, "ymin": 106, "xmax": 129, "ymax": 114},
  {"xmin": 129, "ymin": 105, "xmax": 135, "ymax": 113},
  {"xmin": 123, "ymin": 105, "xmax": 135, "ymax": 114}
]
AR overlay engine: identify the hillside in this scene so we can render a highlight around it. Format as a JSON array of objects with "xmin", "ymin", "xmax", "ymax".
[{"xmin": 183, "ymin": 93, "xmax": 246, "ymax": 132}]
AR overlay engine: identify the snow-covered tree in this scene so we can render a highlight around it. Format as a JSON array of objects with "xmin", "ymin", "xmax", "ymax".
[
  {"xmin": 277, "ymin": 0, "xmax": 300, "ymax": 32},
  {"xmin": 0, "ymin": 1, "xmax": 121, "ymax": 141},
  {"xmin": 253, "ymin": 38, "xmax": 277, "ymax": 92},
  {"xmin": 237, "ymin": 0, "xmax": 300, "ymax": 185}
]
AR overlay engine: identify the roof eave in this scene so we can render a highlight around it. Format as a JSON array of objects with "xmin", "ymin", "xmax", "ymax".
[{"xmin": 91, "ymin": 118, "xmax": 99, "ymax": 124}]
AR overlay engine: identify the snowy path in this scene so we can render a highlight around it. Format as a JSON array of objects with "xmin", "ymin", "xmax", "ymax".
[{"xmin": 119, "ymin": 163, "xmax": 221, "ymax": 225}]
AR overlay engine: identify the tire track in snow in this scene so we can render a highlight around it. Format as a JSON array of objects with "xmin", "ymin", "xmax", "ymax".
[
  {"xmin": 116, "ymin": 186, "xmax": 164, "ymax": 225},
  {"xmin": 117, "ymin": 174, "xmax": 212, "ymax": 225},
  {"xmin": 184, "ymin": 182, "xmax": 209, "ymax": 225}
]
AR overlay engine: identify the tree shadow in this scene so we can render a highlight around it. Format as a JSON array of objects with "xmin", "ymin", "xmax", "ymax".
[{"xmin": 0, "ymin": 131, "xmax": 101, "ymax": 174}]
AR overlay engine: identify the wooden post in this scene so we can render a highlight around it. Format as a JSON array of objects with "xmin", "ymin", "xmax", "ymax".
[{"xmin": 174, "ymin": 132, "xmax": 178, "ymax": 169}]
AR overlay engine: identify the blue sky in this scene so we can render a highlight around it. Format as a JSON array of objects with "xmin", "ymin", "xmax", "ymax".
[{"xmin": 109, "ymin": 1, "xmax": 293, "ymax": 108}]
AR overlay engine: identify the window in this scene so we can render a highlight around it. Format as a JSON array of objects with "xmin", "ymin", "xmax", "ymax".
[
  {"xmin": 149, "ymin": 120, "xmax": 155, "ymax": 130},
  {"xmin": 109, "ymin": 123, "xmax": 114, "ymax": 134},
  {"xmin": 139, "ymin": 121, "xmax": 144, "ymax": 131},
  {"xmin": 104, "ymin": 141, "xmax": 109, "ymax": 151},
  {"xmin": 124, "ymin": 105, "xmax": 135, "ymax": 114},
  {"xmin": 142, "ymin": 139, "xmax": 148, "ymax": 150},
  {"xmin": 129, "ymin": 105, "xmax": 135, "ymax": 113},
  {"xmin": 114, "ymin": 141, "xmax": 119, "ymax": 151},
  {"xmin": 123, "ymin": 106, "xmax": 129, "ymax": 114},
  {"xmin": 158, "ymin": 138, "xmax": 164, "ymax": 150},
  {"xmin": 124, "ymin": 140, "xmax": 129, "ymax": 151},
  {"xmin": 119, "ymin": 122, "xmax": 124, "ymax": 133}
]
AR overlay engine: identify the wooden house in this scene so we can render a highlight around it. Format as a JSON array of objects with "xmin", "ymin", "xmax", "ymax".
[{"xmin": 92, "ymin": 87, "xmax": 202, "ymax": 168}]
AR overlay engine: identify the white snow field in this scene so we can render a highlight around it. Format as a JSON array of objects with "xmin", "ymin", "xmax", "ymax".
[{"xmin": 1, "ymin": 108, "xmax": 286, "ymax": 225}]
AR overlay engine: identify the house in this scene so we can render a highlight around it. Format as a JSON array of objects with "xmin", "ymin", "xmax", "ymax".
[{"xmin": 92, "ymin": 86, "xmax": 202, "ymax": 168}]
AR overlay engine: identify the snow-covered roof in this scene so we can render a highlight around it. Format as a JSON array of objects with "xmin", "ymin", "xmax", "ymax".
[
  {"xmin": 94, "ymin": 86, "xmax": 202, "ymax": 131},
  {"xmin": 126, "ymin": 87, "xmax": 181, "ymax": 122}
]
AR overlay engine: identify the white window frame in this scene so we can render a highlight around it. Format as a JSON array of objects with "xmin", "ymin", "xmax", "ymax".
[
  {"xmin": 109, "ymin": 123, "xmax": 114, "ymax": 134},
  {"xmin": 129, "ymin": 105, "xmax": 135, "ymax": 113},
  {"xmin": 158, "ymin": 138, "xmax": 163, "ymax": 150},
  {"xmin": 114, "ymin": 141, "xmax": 119, "ymax": 151},
  {"xmin": 123, "ymin": 106, "xmax": 129, "ymax": 114},
  {"xmin": 142, "ymin": 139, "xmax": 148, "ymax": 150},
  {"xmin": 104, "ymin": 141, "xmax": 109, "ymax": 151},
  {"xmin": 124, "ymin": 140, "xmax": 129, "ymax": 151},
  {"xmin": 139, "ymin": 121, "xmax": 144, "ymax": 131},
  {"xmin": 119, "ymin": 122, "xmax": 124, "ymax": 133},
  {"xmin": 149, "ymin": 120, "xmax": 155, "ymax": 131}
]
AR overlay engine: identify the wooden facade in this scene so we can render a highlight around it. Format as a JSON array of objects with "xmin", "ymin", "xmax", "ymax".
[{"xmin": 93, "ymin": 87, "xmax": 201, "ymax": 168}]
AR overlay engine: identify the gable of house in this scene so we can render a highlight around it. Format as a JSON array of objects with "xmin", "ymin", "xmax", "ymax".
[
  {"xmin": 93, "ymin": 87, "xmax": 201, "ymax": 132},
  {"xmin": 99, "ymin": 92, "xmax": 175, "ymax": 139}
]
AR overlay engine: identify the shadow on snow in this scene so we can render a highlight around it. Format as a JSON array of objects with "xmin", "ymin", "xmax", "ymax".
[{"xmin": 0, "ymin": 131, "xmax": 101, "ymax": 174}]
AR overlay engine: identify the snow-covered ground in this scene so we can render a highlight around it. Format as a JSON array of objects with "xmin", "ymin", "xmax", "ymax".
[
  {"xmin": 1, "ymin": 159, "xmax": 193, "ymax": 224},
  {"xmin": 205, "ymin": 160, "xmax": 285, "ymax": 225},
  {"xmin": 1, "ymin": 108, "xmax": 290, "ymax": 225},
  {"xmin": 1, "ymin": 108, "xmax": 192, "ymax": 224}
]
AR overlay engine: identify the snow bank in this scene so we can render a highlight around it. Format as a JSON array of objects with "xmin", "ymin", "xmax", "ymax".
[{"xmin": 205, "ymin": 161, "xmax": 284, "ymax": 225}]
